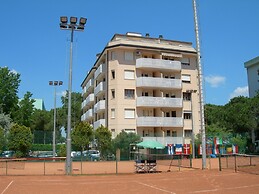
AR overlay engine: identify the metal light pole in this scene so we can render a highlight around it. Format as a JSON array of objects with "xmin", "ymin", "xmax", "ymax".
[
  {"xmin": 49, "ymin": 81, "xmax": 63, "ymax": 158},
  {"xmin": 60, "ymin": 16, "xmax": 87, "ymax": 175},
  {"xmin": 193, "ymin": 0, "xmax": 206, "ymax": 169}
]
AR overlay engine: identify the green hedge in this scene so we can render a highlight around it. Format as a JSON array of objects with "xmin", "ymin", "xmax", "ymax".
[{"xmin": 31, "ymin": 144, "xmax": 64, "ymax": 152}]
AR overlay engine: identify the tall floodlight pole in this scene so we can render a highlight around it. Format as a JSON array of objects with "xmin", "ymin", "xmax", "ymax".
[
  {"xmin": 60, "ymin": 16, "xmax": 87, "ymax": 175},
  {"xmin": 49, "ymin": 81, "xmax": 63, "ymax": 158},
  {"xmin": 192, "ymin": 0, "xmax": 206, "ymax": 169}
]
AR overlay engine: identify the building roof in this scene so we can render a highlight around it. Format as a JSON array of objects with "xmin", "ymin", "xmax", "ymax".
[{"xmin": 244, "ymin": 56, "xmax": 259, "ymax": 68}]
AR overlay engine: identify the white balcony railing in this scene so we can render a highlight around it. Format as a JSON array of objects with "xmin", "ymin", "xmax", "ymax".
[
  {"xmin": 136, "ymin": 77, "xmax": 181, "ymax": 89},
  {"xmin": 82, "ymin": 93, "xmax": 94, "ymax": 109},
  {"xmin": 94, "ymin": 119, "xmax": 106, "ymax": 130},
  {"xmin": 85, "ymin": 109, "xmax": 93, "ymax": 119},
  {"xmin": 94, "ymin": 82, "xmax": 106, "ymax": 96},
  {"xmin": 136, "ymin": 58, "xmax": 181, "ymax": 71},
  {"xmin": 137, "ymin": 117, "xmax": 183, "ymax": 127},
  {"xmin": 94, "ymin": 64, "xmax": 106, "ymax": 80},
  {"xmin": 136, "ymin": 97, "xmax": 182, "ymax": 108},
  {"xmin": 94, "ymin": 100, "xmax": 105, "ymax": 113}
]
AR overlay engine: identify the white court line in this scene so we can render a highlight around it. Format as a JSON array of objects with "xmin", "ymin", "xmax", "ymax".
[
  {"xmin": 189, "ymin": 184, "xmax": 259, "ymax": 193},
  {"xmin": 136, "ymin": 181, "xmax": 175, "ymax": 194},
  {"xmin": 1, "ymin": 181, "xmax": 13, "ymax": 194}
]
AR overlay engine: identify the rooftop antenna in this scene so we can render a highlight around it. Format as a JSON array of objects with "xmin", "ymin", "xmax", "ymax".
[{"xmin": 193, "ymin": 0, "xmax": 206, "ymax": 169}]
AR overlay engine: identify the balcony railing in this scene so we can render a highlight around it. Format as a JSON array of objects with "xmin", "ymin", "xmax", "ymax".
[
  {"xmin": 94, "ymin": 100, "xmax": 105, "ymax": 113},
  {"xmin": 136, "ymin": 77, "xmax": 181, "ymax": 89},
  {"xmin": 142, "ymin": 136, "xmax": 184, "ymax": 145},
  {"xmin": 136, "ymin": 58, "xmax": 181, "ymax": 71},
  {"xmin": 82, "ymin": 93, "xmax": 94, "ymax": 109},
  {"xmin": 94, "ymin": 82, "xmax": 106, "ymax": 96},
  {"xmin": 94, "ymin": 119, "xmax": 105, "ymax": 130},
  {"xmin": 85, "ymin": 109, "xmax": 93, "ymax": 119},
  {"xmin": 137, "ymin": 117, "xmax": 183, "ymax": 127},
  {"xmin": 136, "ymin": 97, "xmax": 182, "ymax": 108},
  {"xmin": 94, "ymin": 63, "xmax": 106, "ymax": 80}
]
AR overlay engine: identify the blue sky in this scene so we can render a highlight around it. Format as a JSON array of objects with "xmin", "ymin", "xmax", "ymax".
[{"xmin": 1, "ymin": 0, "xmax": 258, "ymax": 110}]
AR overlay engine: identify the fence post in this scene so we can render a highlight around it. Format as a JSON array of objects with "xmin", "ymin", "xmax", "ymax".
[
  {"xmin": 250, "ymin": 155, "xmax": 252, "ymax": 166},
  {"xmin": 190, "ymin": 154, "xmax": 192, "ymax": 168},
  {"xmin": 116, "ymin": 157, "xmax": 118, "ymax": 174},
  {"xmin": 218, "ymin": 154, "xmax": 222, "ymax": 171},
  {"xmin": 44, "ymin": 158, "xmax": 46, "ymax": 175},
  {"xmin": 234, "ymin": 154, "xmax": 237, "ymax": 173},
  {"xmin": 6, "ymin": 160, "xmax": 8, "ymax": 175}
]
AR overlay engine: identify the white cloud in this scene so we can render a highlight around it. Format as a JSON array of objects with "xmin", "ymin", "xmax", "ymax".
[
  {"xmin": 205, "ymin": 75, "xmax": 226, "ymax": 88},
  {"xmin": 229, "ymin": 86, "xmax": 249, "ymax": 99}
]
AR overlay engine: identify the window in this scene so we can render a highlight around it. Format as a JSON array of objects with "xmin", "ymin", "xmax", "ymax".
[
  {"xmin": 172, "ymin": 131, "xmax": 177, "ymax": 137},
  {"xmin": 166, "ymin": 130, "xmax": 170, "ymax": 137},
  {"xmin": 125, "ymin": 51, "xmax": 134, "ymax": 61},
  {"xmin": 183, "ymin": 92, "xmax": 191, "ymax": 101},
  {"xmin": 142, "ymin": 92, "xmax": 148, "ymax": 96},
  {"xmin": 171, "ymin": 111, "xmax": 176, "ymax": 117},
  {"xmin": 111, "ymin": 89, "xmax": 115, "ymax": 99},
  {"xmin": 111, "ymin": 70, "xmax": 115, "ymax": 79},
  {"xmin": 125, "ymin": 89, "xmax": 135, "ymax": 99},
  {"xmin": 181, "ymin": 58, "xmax": 190, "ymax": 66},
  {"xmin": 184, "ymin": 130, "xmax": 192, "ymax": 138},
  {"xmin": 111, "ymin": 109, "xmax": 115, "ymax": 119},
  {"xmin": 182, "ymin": 74, "xmax": 191, "ymax": 83},
  {"xmin": 124, "ymin": 70, "xmax": 135, "ymax": 79},
  {"xmin": 111, "ymin": 129, "xmax": 115, "ymax": 138},
  {"xmin": 124, "ymin": 109, "xmax": 135, "ymax": 118},
  {"xmin": 184, "ymin": 112, "xmax": 192, "ymax": 119}
]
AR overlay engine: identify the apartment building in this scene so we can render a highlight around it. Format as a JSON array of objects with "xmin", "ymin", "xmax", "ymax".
[
  {"xmin": 244, "ymin": 56, "xmax": 259, "ymax": 98},
  {"xmin": 81, "ymin": 32, "xmax": 201, "ymax": 145}
]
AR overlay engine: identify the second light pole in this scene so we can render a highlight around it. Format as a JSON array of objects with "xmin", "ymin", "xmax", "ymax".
[{"xmin": 49, "ymin": 81, "xmax": 63, "ymax": 158}]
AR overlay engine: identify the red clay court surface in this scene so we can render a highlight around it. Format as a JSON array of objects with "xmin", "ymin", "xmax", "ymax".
[{"xmin": 1, "ymin": 170, "xmax": 259, "ymax": 194}]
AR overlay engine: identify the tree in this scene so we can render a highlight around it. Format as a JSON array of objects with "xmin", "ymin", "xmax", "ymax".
[
  {"xmin": 14, "ymin": 92, "xmax": 35, "ymax": 127},
  {"xmin": 7, "ymin": 124, "xmax": 33, "ymax": 157},
  {"xmin": 0, "ymin": 127, "xmax": 5, "ymax": 152},
  {"xmin": 0, "ymin": 113, "xmax": 12, "ymax": 134},
  {"xmin": 95, "ymin": 125, "xmax": 112, "ymax": 159},
  {"xmin": 60, "ymin": 92, "xmax": 82, "ymax": 131},
  {"xmin": 30, "ymin": 109, "xmax": 52, "ymax": 144},
  {"xmin": 71, "ymin": 122, "xmax": 94, "ymax": 153},
  {"xmin": 113, "ymin": 131, "xmax": 141, "ymax": 160},
  {"xmin": 0, "ymin": 67, "xmax": 20, "ymax": 118}
]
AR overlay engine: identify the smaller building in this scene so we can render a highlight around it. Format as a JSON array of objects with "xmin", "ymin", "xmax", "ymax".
[
  {"xmin": 244, "ymin": 56, "xmax": 259, "ymax": 97},
  {"xmin": 33, "ymin": 99, "xmax": 46, "ymax": 110}
]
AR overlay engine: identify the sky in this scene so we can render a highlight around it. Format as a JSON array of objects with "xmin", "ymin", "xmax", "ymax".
[{"xmin": 1, "ymin": 0, "xmax": 259, "ymax": 110}]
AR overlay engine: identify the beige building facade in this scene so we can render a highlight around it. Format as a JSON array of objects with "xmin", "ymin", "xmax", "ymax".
[{"xmin": 81, "ymin": 33, "xmax": 201, "ymax": 145}]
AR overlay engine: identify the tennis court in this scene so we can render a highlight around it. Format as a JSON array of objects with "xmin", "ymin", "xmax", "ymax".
[{"xmin": 1, "ymin": 169, "xmax": 259, "ymax": 194}]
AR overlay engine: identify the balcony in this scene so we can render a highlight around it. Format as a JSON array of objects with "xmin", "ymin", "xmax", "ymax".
[
  {"xmin": 136, "ymin": 77, "xmax": 181, "ymax": 89},
  {"xmin": 82, "ymin": 93, "xmax": 94, "ymax": 109},
  {"xmin": 81, "ymin": 109, "xmax": 93, "ymax": 121},
  {"xmin": 137, "ymin": 117, "xmax": 183, "ymax": 127},
  {"xmin": 94, "ymin": 82, "xmax": 106, "ymax": 96},
  {"xmin": 94, "ymin": 100, "xmax": 105, "ymax": 113},
  {"xmin": 94, "ymin": 119, "xmax": 106, "ymax": 130},
  {"xmin": 94, "ymin": 63, "xmax": 106, "ymax": 80},
  {"xmin": 142, "ymin": 136, "xmax": 183, "ymax": 145},
  {"xmin": 136, "ymin": 58, "xmax": 181, "ymax": 72},
  {"xmin": 136, "ymin": 97, "xmax": 182, "ymax": 108}
]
